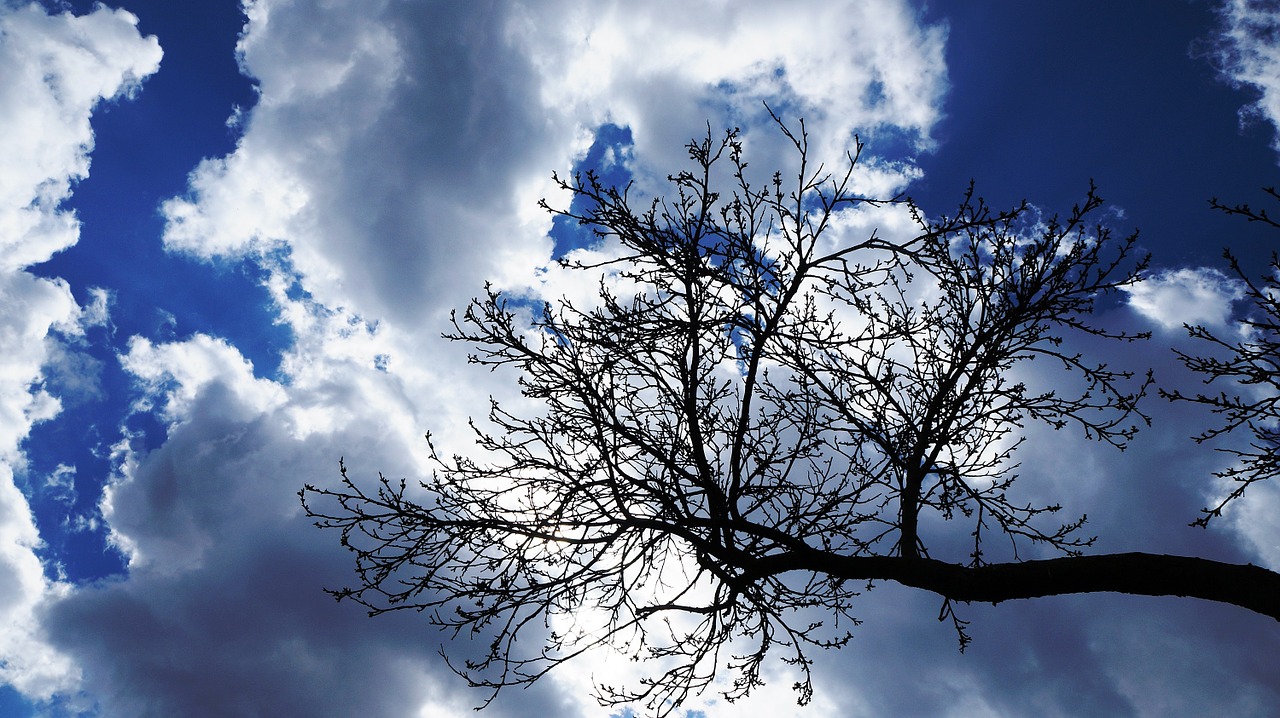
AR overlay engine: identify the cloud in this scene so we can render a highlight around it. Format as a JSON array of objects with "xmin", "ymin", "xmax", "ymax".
[
  {"xmin": 159, "ymin": 0, "xmax": 948, "ymax": 332},
  {"xmin": 44, "ymin": 326, "xmax": 582, "ymax": 717},
  {"xmin": 39, "ymin": 334, "xmax": 105, "ymax": 410},
  {"xmin": 0, "ymin": 1, "xmax": 159, "ymax": 703},
  {"xmin": 1124, "ymin": 266, "xmax": 1246, "ymax": 331},
  {"xmin": 1210, "ymin": 0, "xmax": 1280, "ymax": 156},
  {"xmin": 48, "ymin": 341, "xmax": 477, "ymax": 716},
  {"xmin": 120, "ymin": 334, "xmax": 285, "ymax": 428},
  {"xmin": 1230, "ymin": 480, "xmax": 1280, "ymax": 567},
  {"xmin": 154, "ymin": 0, "xmax": 953, "ymax": 494},
  {"xmin": 0, "ymin": 2, "xmax": 162, "ymax": 271}
]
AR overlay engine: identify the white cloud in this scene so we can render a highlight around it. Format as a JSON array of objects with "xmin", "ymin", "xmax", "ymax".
[
  {"xmin": 78, "ymin": 286, "xmax": 112, "ymax": 331},
  {"xmin": 43, "ymin": 464, "xmax": 77, "ymax": 506},
  {"xmin": 1212, "ymin": 0, "xmax": 1280, "ymax": 157},
  {"xmin": 0, "ymin": 2, "xmax": 162, "ymax": 271},
  {"xmin": 0, "ymin": 461, "xmax": 79, "ymax": 701},
  {"xmin": 159, "ymin": 0, "xmax": 947, "ymax": 332},
  {"xmin": 1124, "ymin": 266, "xmax": 1246, "ymax": 331},
  {"xmin": 154, "ymin": 0, "xmax": 952, "ymax": 491},
  {"xmin": 121, "ymin": 334, "xmax": 285, "ymax": 426},
  {"xmin": 1229, "ymin": 480, "xmax": 1280, "ymax": 568},
  {"xmin": 0, "ymin": 2, "xmax": 160, "ymax": 704}
]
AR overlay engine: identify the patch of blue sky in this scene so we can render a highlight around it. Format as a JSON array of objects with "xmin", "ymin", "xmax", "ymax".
[
  {"xmin": 548, "ymin": 123, "xmax": 637, "ymax": 260},
  {"xmin": 21, "ymin": 388, "xmax": 130, "ymax": 582},
  {"xmin": 22, "ymin": 249, "xmax": 296, "ymax": 584},
  {"xmin": 912, "ymin": 0, "xmax": 1278, "ymax": 271},
  {"xmin": 858, "ymin": 123, "xmax": 928, "ymax": 166},
  {"xmin": 0, "ymin": 684, "xmax": 23, "ymax": 710},
  {"xmin": 0, "ymin": 685, "xmax": 36, "ymax": 718},
  {"xmin": 28, "ymin": 0, "xmax": 279, "ymax": 366}
]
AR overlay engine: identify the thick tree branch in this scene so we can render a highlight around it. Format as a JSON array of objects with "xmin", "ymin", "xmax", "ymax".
[{"xmin": 747, "ymin": 551, "xmax": 1280, "ymax": 620}]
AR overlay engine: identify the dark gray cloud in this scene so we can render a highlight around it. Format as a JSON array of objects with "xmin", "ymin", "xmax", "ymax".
[{"xmin": 45, "ymin": 371, "xmax": 575, "ymax": 718}]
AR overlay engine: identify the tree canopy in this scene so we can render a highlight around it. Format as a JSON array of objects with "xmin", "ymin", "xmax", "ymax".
[{"xmin": 301, "ymin": 119, "xmax": 1280, "ymax": 716}]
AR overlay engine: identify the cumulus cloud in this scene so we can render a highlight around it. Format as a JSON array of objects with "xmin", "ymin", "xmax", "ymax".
[
  {"xmin": 517, "ymin": 0, "xmax": 946, "ymax": 176},
  {"xmin": 1229, "ymin": 480, "xmax": 1280, "ymax": 567},
  {"xmin": 160, "ymin": 0, "xmax": 947, "ymax": 331},
  {"xmin": 0, "ymin": 0, "xmax": 160, "ymax": 703},
  {"xmin": 0, "ymin": 2, "xmax": 162, "ymax": 271},
  {"xmin": 1124, "ymin": 266, "xmax": 1246, "ymax": 331},
  {"xmin": 121, "ymin": 334, "xmax": 285, "ymax": 426},
  {"xmin": 1211, "ymin": 0, "xmax": 1280, "ymax": 156},
  {"xmin": 49, "ymin": 335, "xmax": 491, "ymax": 717},
  {"xmin": 41, "ymin": 317, "xmax": 590, "ymax": 716},
  {"xmin": 154, "ymin": 0, "xmax": 951, "ymax": 483}
]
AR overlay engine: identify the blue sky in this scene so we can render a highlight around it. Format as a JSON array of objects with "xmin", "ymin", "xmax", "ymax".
[{"xmin": 3, "ymin": 1, "xmax": 1280, "ymax": 716}]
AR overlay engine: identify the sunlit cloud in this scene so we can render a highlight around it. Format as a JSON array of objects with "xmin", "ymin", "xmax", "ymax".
[{"xmin": 1125, "ymin": 267, "xmax": 1246, "ymax": 332}]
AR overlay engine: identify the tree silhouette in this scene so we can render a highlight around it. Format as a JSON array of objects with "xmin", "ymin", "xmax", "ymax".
[
  {"xmin": 301, "ymin": 119, "xmax": 1280, "ymax": 715},
  {"xmin": 1165, "ymin": 187, "xmax": 1280, "ymax": 527}
]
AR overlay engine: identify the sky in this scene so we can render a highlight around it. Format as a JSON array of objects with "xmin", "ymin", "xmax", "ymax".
[{"xmin": 3, "ymin": 0, "xmax": 1280, "ymax": 716}]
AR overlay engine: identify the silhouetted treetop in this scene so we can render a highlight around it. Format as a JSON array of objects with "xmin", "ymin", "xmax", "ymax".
[{"xmin": 302, "ymin": 118, "xmax": 1279, "ymax": 717}]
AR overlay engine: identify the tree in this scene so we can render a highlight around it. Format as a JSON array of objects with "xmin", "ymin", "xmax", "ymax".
[
  {"xmin": 1165, "ymin": 187, "xmax": 1280, "ymax": 526},
  {"xmin": 301, "ymin": 118, "xmax": 1280, "ymax": 716}
]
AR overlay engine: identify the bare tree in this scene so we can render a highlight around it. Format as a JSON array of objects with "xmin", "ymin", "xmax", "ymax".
[
  {"xmin": 1165, "ymin": 187, "xmax": 1280, "ymax": 526},
  {"xmin": 301, "ymin": 119, "xmax": 1280, "ymax": 716}
]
